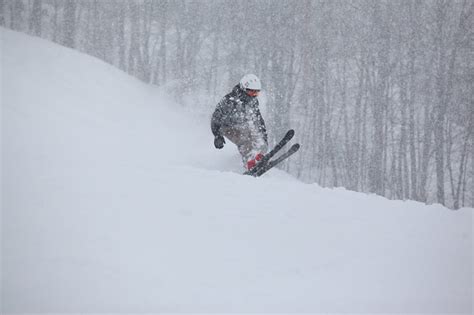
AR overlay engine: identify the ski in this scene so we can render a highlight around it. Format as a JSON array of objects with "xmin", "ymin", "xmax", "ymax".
[
  {"xmin": 244, "ymin": 129, "xmax": 295, "ymax": 176},
  {"xmin": 254, "ymin": 143, "xmax": 300, "ymax": 177}
]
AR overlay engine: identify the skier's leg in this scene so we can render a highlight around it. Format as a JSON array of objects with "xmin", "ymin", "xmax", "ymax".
[
  {"xmin": 220, "ymin": 127, "xmax": 254, "ymax": 168},
  {"xmin": 234, "ymin": 127, "xmax": 267, "ymax": 170},
  {"xmin": 221, "ymin": 125, "xmax": 267, "ymax": 170},
  {"xmin": 243, "ymin": 123, "xmax": 268, "ymax": 169},
  {"xmin": 221, "ymin": 127, "xmax": 251, "ymax": 163}
]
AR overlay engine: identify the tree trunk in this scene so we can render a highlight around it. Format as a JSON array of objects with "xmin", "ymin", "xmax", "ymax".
[
  {"xmin": 28, "ymin": 0, "xmax": 42, "ymax": 36},
  {"xmin": 63, "ymin": 0, "xmax": 77, "ymax": 48}
]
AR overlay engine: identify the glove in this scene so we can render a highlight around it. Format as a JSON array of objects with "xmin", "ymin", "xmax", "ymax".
[{"xmin": 214, "ymin": 135, "xmax": 225, "ymax": 149}]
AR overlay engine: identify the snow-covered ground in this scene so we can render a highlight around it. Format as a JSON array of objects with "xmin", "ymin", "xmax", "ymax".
[{"xmin": 1, "ymin": 28, "xmax": 472, "ymax": 313}]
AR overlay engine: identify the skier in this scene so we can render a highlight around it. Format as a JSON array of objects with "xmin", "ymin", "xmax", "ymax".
[{"xmin": 211, "ymin": 74, "xmax": 268, "ymax": 171}]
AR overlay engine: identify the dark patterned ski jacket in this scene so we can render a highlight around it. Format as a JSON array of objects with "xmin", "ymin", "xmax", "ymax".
[{"xmin": 211, "ymin": 85, "xmax": 267, "ymax": 143}]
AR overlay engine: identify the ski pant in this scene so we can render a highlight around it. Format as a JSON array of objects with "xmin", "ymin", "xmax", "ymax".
[{"xmin": 221, "ymin": 125, "xmax": 268, "ymax": 166}]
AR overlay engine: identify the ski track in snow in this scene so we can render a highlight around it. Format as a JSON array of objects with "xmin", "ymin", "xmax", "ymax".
[{"xmin": 2, "ymin": 28, "xmax": 472, "ymax": 313}]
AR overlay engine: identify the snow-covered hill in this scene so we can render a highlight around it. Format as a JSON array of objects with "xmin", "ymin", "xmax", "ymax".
[{"xmin": 2, "ymin": 28, "xmax": 472, "ymax": 313}]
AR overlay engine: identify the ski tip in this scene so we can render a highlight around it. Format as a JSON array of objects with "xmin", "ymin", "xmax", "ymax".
[
  {"xmin": 287, "ymin": 129, "xmax": 295, "ymax": 137},
  {"xmin": 292, "ymin": 143, "xmax": 301, "ymax": 151}
]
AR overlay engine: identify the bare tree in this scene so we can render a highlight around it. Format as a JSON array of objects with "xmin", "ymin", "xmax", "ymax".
[
  {"xmin": 62, "ymin": 0, "xmax": 77, "ymax": 48},
  {"xmin": 28, "ymin": 0, "xmax": 42, "ymax": 36}
]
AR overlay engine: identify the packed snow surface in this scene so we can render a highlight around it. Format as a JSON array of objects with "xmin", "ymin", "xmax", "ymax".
[{"xmin": 2, "ymin": 28, "xmax": 472, "ymax": 313}]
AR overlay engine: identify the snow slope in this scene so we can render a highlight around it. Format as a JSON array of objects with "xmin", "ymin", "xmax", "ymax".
[{"xmin": 2, "ymin": 28, "xmax": 472, "ymax": 313}]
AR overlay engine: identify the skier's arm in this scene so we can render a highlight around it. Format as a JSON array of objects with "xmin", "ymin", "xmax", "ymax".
[
  {"xmin": 211, "ymin": 101, "xmax": 225, "ymax": 137},
  {"xmin": 211, "ymin": 112, "xmax": 221, "ymax": 137},
  {"xmin": 211, "ymin": 99, "xmax": 227, "ymax": 149},
  {"xmin": 254, "ymin": 106, "xmax": 268, "ymax": 145}
]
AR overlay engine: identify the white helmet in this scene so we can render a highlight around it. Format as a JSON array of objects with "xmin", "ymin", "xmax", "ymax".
[{"xmin": 239, "ymin": 74, "xmax": 261, "ymax": 91}]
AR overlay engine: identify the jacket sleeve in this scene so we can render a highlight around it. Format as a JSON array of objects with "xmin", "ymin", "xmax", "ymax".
[{"xmin": 211, "ymin": 99, "xmax": 225, "ymax": 137}]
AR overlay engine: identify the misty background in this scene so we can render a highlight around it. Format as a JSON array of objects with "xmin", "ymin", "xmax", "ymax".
[{"xmin": 2, "ymin": 0, "xmax": 473, "ymax": 209}]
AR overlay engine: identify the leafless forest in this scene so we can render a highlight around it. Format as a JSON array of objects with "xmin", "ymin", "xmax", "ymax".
[{"xmin": 2, "ymin": 0, "xmax": 473, "ymax": 209}]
